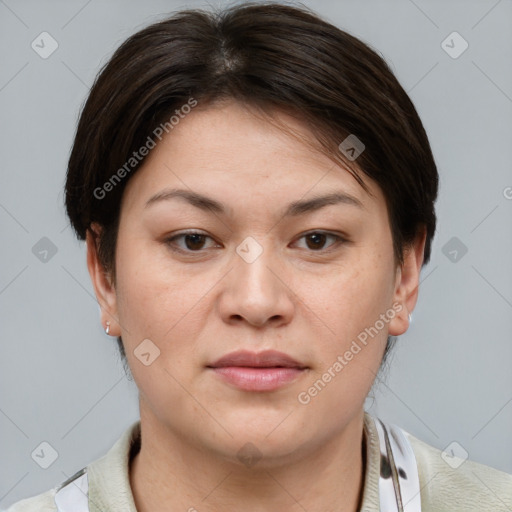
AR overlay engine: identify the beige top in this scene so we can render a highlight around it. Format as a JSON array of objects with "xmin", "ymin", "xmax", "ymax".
[{"xmin": 7, "ymin": 412, "xmax": 512, "ymax": 511}]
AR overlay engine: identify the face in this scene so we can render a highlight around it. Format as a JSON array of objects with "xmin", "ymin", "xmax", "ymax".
[{"xmin": 89, "ymin": 100, "xmax": 422, "ymax": 465}]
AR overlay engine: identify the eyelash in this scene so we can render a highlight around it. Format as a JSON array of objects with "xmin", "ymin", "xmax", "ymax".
[{"xmin": 164, "ymin": 230, "xmax": 348, "ymax": 255}]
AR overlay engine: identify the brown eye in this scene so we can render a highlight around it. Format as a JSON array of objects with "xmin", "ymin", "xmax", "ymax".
[
  {"xmin": 183, "ymin": 233, "xmax": 207, "ymax": 250},
  {"xmin": 294, "ymin": 231, "xmax": 345, "ymax": 251},
  {"xmin": 305, "ymin": 233, "xmax": 328, "ymax": 250},
  {"xmin": 165, "ymin": 231, "xmax": 219, "ymax": 253}
]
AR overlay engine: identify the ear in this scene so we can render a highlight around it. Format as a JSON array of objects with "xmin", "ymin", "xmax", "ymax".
[
  {"xmin": 388, "ymin": 226, "xmax": 427, "ymax": 336},
  {"xmin": 86, "ymin": 223, "xmax": 121, "ymax": 337}
]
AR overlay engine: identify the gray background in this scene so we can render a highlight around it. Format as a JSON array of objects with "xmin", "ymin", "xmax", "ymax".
[{"xmin": 1, "ymin": 0, "xmax": 511, "ymax": 507}]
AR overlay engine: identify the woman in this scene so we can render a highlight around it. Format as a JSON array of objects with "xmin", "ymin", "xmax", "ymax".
[{"xmin": 8, "ymin": 3, "xmax": 511, "ymax": 511}]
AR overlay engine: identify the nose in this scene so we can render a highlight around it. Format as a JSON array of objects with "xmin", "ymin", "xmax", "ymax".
[{"xmin": 217, "ymin": 241, "xmax": 295, "ymax": 328}]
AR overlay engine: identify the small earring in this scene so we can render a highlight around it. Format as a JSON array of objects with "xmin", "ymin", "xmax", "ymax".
[
  {"xmin": 408, "ymin": 313, "xmax": 412, "ymax": 324},
  {"xmin": 105, "ymin": 321, "xmax": 110, "ymax": 335}
]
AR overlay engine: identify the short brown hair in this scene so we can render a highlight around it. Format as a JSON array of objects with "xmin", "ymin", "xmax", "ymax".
[{"xmin": 65, "ymin": 2, "xmax": 438, "ymax": 367}]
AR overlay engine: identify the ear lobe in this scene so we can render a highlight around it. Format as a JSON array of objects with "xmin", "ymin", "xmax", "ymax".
[
  {"xmin": 388, "ymin": 227, "xmax": 427, "ymax": 336},
  {"xmin": 86, "ymin": 223, "xmax": 121, "ymax": 336}
]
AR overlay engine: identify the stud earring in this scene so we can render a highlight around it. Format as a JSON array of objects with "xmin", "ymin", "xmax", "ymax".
[{"xmin": 105, "ymin": 321, "xmax": 110, "ymax": 335}]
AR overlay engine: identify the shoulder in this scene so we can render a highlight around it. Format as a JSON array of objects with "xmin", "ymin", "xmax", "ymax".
[
  {"xmin": 4, "ymin": 467, "xmax": 88, "ymax": 512},
  {"xmin": 405, "ymin": 431, "xmax": 512, "ymax": 511},
  {"xmin": 5, "ymin": 421, "xmax": 140, "ymax": 512},
  {"xmin": 4, "ymin": 488, "xmax": 57, "ymax": 512}
]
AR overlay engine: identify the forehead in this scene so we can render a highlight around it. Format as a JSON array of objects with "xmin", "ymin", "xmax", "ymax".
[{"xmin": 121, "ymin": 101, "xmax": 383, "ymax": 213}]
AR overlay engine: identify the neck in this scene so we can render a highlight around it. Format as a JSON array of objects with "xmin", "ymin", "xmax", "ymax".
[{"xmin": 130, "ymin": 407, "xmax": 366, "ymax": 512}]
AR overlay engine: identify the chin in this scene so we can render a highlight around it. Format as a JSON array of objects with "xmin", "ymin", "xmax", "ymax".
[
  {"xmin": 212, "ymin": 434, "xmax": 310, "ymax": 470},
  {"xmin": 201, "ymin": 416, "xmax": 314, "ymax": 465}
]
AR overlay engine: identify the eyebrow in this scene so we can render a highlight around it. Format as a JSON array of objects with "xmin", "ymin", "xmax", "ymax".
[{"xmin": 144, "ymin": 188, "xmax": 364, "ymax": 216}]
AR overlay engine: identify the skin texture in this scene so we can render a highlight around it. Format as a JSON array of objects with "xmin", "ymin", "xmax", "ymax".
[{"xmin": 87, "ymin": 100, "xmax": 425, "ymax": 512}]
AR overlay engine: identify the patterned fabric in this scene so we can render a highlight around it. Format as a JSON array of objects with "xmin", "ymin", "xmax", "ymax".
[
  {"xmin": 54, "ymin": 468, "xmax": 88, "ymax": 512},
  {"xmin": 374, "ymin": 418, "xmax": 422, "ymax": 512}
]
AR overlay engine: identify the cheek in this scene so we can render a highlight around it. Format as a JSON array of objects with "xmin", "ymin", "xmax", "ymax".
[
  {"xmin": 114, "ymin": 234, "xmax": 186, "ymax": 331},
  {"xmin": 113, "ymin": 241, "xmax": 209, "ymax": 424},
  {"xmin": 306, "ymin": 251, "xmax": 395, "ymax": 391},
  {"xmin": 298, "ymin": 301, "xmax": 389, "ymax": 427},
  {"xmin": 113, "ymin": 234, "xmax": 217, "ymax": 367},
  {"xmin": 321, "ymin": 256, "xmax": 395, "ymax": 338}
]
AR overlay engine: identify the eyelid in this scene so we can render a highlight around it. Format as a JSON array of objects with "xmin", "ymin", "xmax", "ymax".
[
  {"xmin": 291, "ymin": 230, "xmax": 348, "ymax": 251},
  {"xmin": 164, "ymin": 230, "xmax": 221, "ymax": 253},
  {"xmin": 164, "ymin": 229, "xmax": 348, "ymax": 255}
]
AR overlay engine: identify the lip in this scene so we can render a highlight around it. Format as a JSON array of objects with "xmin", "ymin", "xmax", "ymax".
[
  {"xmin": 209, "ymin": 349, "xmax": 306, "ymax": 369},
  {"xmin": 207, "ymin": 350, "xmax": 308, "ymax": 391}
]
